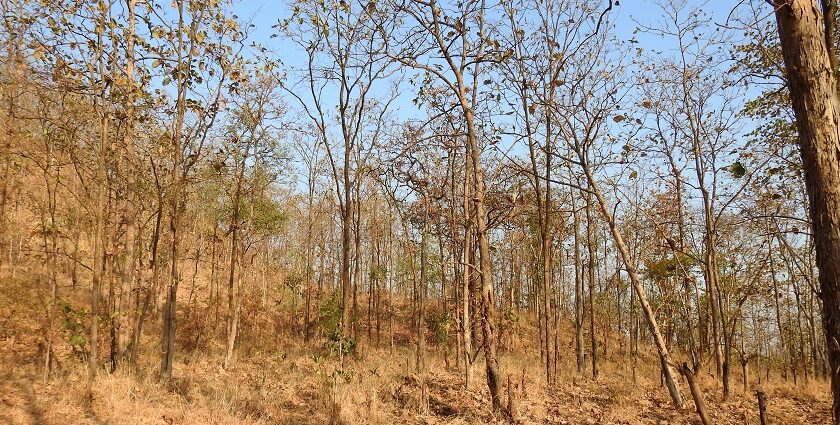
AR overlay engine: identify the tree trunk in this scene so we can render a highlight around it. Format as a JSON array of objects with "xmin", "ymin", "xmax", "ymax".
[
  {"xmin": 438, "ymin": 230, "xmax": 451, "ymax": 368},
  {"xmin": 585, "ymin": 190, "xmax": 598, "ymax": 379},
  {"xmin": 463, "ymin": 107, "xmax": 503, "ymax": 410},
  {"xmin": 757, "ymin": 390, "xmax": 768, "ymax": 425},
  {"xmin": 41, "ymin": 139, "xmax": 58, "ymax": 382},
  {"xmin": 773, "ymin": 1, "xmax": 840, "ymax": 422},
  {"xmin": 416, "ymin": 200, "xmax": 428, "ymax": 372},
  {"xmin": 130, "ymin": 195, "xmax": 161, "ymax": 370},
  {"xmin": 572, "ymin": 192, "xmax": 585, "ymax": 373},
  {"xmin": 223, "ymin": 225, "xmax": 240, "ymax": 369},
  {"xmin": 117, "ymin": 0, "xmax": 138, "ymax": 372},
  {"xmin": 223, "ymin": 133, "xmax": 248, "ymax": 369},
  {"xmin": 352, "ymin": 182, "xmax": 362, "ymax": 340},
  {"xmin": 680, "ymin": 363, "xmax": 711, "ymax": 425},
  {"xmin": 210, "ymin": 225, "xmax": 219, "ymax": 331},
  {"xmin": 88, "ymin": 0, "xmax": 113, "ymax": 393},
  {"xmin": 340, "ymin": 203, "xmax": 352, "ymax": 345},
  {"xmin": 581, "ymin": 164, "xmax": 684, "ymax": 408},
  {"xmin": 742, "ymin": 356, "xmax": 750, "ymax": 392},
  {"xmin": 160, "ymin": 0, "xmax": 197, "ymax": 380},
  {"xmin": 462, "ymin": 150, "xmax": 473, "ymax": 389},
  {"xmin": 108, "ymin": 209, "xmax": 118, "ymax": 373},
  {"xmin": 770, "ymin": 239, "xmax": 789, "ymax": 379}
]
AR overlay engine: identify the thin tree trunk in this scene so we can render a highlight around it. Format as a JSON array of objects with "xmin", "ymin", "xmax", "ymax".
[
  {"xmin": 117, "ymin": 0, "xmax": 138, "ymax": 371},
  {"xmin": 462, "ymin": 149, "xmax": 473, "ymax": 389},
  {"xmin": 340, "ymin": 203, "xmax": 352, "ymax": 346},
  {"xmin": 757, "ymin": 390, "xmax": 768, "ymax": 425},
  {"xmin": 586, "ymin": 191, "xmax": 598, "ymax": 379},
  {"xmin": 680, "ymin": 363, "xmax": 711, "ymax": 425},
  {"xmin": 464, "ymin": 109, "xmax": 503, "ymax": 410},
  {"xmin": 161, "ymin": 0, "xmax": 196, "ymax": 380},
  {"xmin": 41, "ymin": 137, "xmax": 58, "ymax": 382},
  {"xmin": 129, "ymin": 193, "xmax": 162, "ymax": 370},
  {"xmin": 572, "ymin": 190, "xmax": 585, "ymax": 373},
  {"xmin": 224, "ymin": 135, "xmax": 248, "ymax": 369},
  {"xmin": 416, "ymin": 199, "xmax": 428, "ymax": 372},
  {"xmin": 89, "ymin": 117, "xmax": 106, "ymax": 386},
  {"xmin": 770, "ymin": 240, "xmax": 789, "ymax": 379},
  {"xmin": 352, "ymin": 182, "xmax": 362, "ymax": 340},
  {"xmin": 580, "ymin": 163, "xmax": 684, "ymax": 408}
]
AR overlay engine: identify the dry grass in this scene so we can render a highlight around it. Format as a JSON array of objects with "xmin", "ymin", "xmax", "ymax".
[
  {"xmin": 2, "ymin": 341, "xmax": 830, "ymax": 425},
  {"xmin": 0, "ymin": 275, "xmax": 833, "ymax": 424}
]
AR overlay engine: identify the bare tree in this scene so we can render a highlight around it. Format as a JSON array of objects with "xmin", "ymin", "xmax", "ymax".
[{"xmin": 280, "ymin": 0, "xmax": 396, "ymax": 347}]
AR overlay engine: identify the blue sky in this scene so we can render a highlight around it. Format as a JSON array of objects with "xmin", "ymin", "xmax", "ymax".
[
  {"xmin": 229, "ymin": 0, "xmax": 759, "ymax": 119},
  {"xmin": 232, "ymin": 0, "xmax": 750, "ymax": 61},
  {"xmin": 226, "ymin": 0, "xmax": 771, "ymax": 199}
]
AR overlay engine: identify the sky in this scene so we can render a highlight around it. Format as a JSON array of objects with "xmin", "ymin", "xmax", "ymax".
[
  {"xmin": 222, "ymin": 0, "xmax": 774, "ymax": 203},
  {"xmin": 230, "ymin": 0, "xmax": 753, "ymax": 63},
  {"xmin": 226, "ymin": 0, "xmax": 763, "ymax": 121}
]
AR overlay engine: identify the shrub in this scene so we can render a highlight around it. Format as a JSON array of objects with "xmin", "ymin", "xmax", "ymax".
[
  {"xmin": 319, "ymin": 295, "xmax": 356, "ymax": 356},
  {"xmin": 58, "ymin": 299, "xmax": 88, "ymax": 358},
  {"xmin": 426, "ymin": 311, "xmax": 451, "ymax": 345}
]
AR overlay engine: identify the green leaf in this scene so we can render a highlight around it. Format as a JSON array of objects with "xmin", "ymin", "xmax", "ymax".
[
  {"xmin": 69, "ymin": 335, "xmax": 87, "ymax": 347},
  {"xmin": 727, "ymin": 161, "xmax": 747, "ymax": 178}
]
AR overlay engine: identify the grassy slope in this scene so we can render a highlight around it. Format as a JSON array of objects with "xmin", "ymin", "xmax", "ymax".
[{"xmin": 0, "ymin": 275, "xmax": 832, "ymax": 424}]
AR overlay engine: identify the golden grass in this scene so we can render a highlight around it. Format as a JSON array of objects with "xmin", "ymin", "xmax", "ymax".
[
  {"xmin": 1, "ymin": 335, "xmax": 834, "ymax": 425},
  {"xmin": 0, "ymin": 274, "xmax": 832, "ymax": 425}
]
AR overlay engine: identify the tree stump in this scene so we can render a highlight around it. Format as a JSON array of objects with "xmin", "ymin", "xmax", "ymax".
[{"xmin": 756, "ymin": 390, "xmax": 767, "ymax": 425}]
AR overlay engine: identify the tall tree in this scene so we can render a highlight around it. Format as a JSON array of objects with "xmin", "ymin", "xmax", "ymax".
[
  {"xmin": 280, "ymin": 0, "xmax": 396, "ymax": 346},
  {"xmin": 771, "ymin": 0, "xmax": 840, "ymax": 422},
  {"xmin": 388, "ymin": 0, "xmax": 509, "ymax": 409}
]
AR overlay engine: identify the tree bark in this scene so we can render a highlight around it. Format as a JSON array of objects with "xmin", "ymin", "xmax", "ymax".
[
  {"xmin": 572, "ymin": 190, "xmax": 585, "ymax": 373},
  {"xmin": 757, "ymin": 390, "xmax": 768, "ymax": 425},
  {"xmin": 585, "ymin": 190, "xmax": 598, "ymax": 379},
  {"xmin": 462, "ymin": 148, "xmax": 473, "ymax": 389},
  {"xmin": 680, "ymin": 362, "xmax": 711, "ymax": 425},
  {"xmin": 773, "ymin": 1, "xmax": 840, "ymax": 422},
  {"xmin": 416, "ymin": 199, "xmax": 428, "ymax": 372}
]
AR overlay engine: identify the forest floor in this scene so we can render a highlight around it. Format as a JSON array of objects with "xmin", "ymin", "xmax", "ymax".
[
  {"xmin": 0, "ymin": 330, "xmax": 832, "ymax": 425},
  {"xmin": 0, "ymin": 276, "xmax": 832, "ymax": 424}
]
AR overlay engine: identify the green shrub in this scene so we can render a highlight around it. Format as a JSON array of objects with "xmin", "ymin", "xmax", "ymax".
[
  {"xmin": 427, "ymin": 311, "xmax": 451, "ymax": 345},
  {"xmin": 319, "ymin": 296, "xmax": 356, "ymax": 356},
  {"xmin": 58, "ymin": 299, "xmax": 88, "ymax": 357}
]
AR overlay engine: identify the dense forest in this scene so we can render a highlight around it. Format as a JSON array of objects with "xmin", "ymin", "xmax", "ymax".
[{"xmin": 1, "ymin": 0, "xmax": 840, "ymax": 423}]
